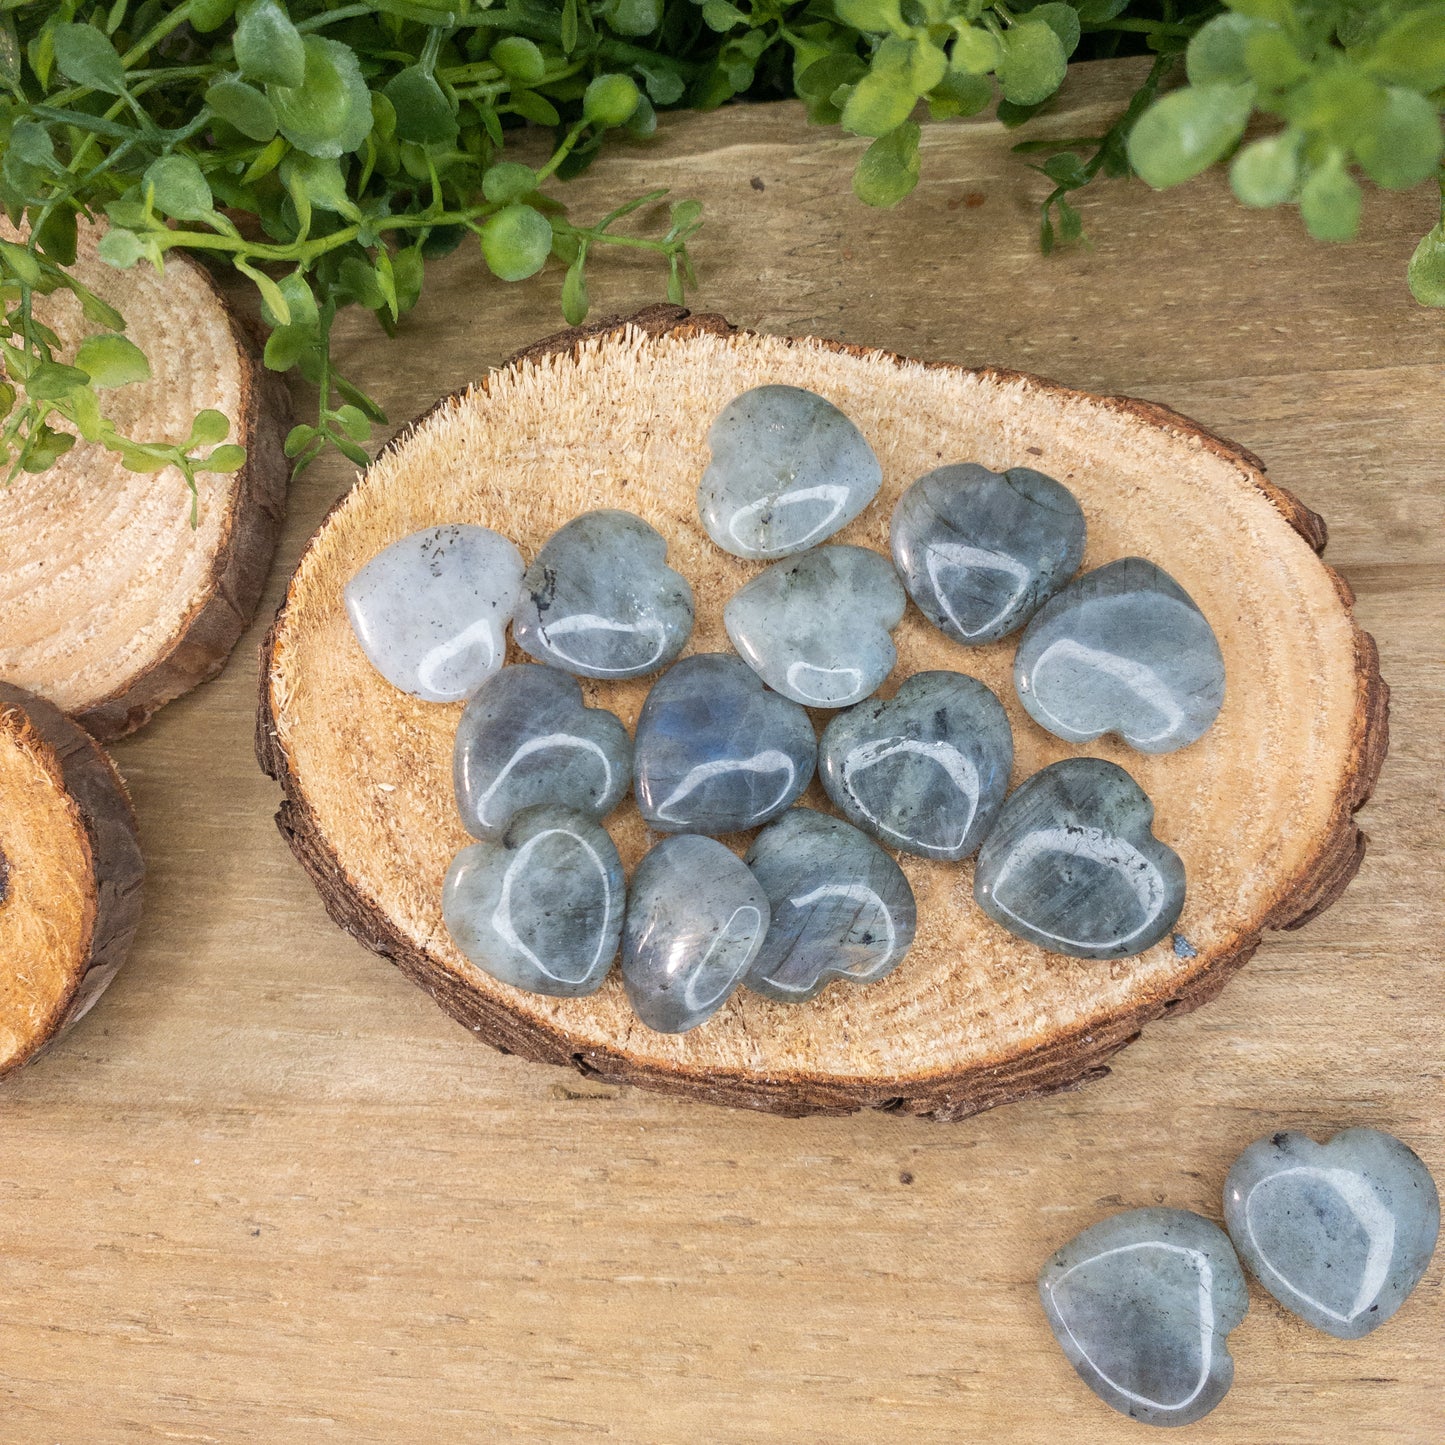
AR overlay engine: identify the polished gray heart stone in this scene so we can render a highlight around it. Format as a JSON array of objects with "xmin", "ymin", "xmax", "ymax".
[
  {"xmin": 1014, "ymin": 557, "xmax": 1225, "ymax": 754},
  {"xmin": 698, "ymin": 385, "xmax": 882, "ymax": 559},
  {"xmin": 633, "ymin": 653, "xmax": 816, "ymax": 835},
  {"xmin": 1224, "ymin": 1128, "xmax": 1440, "ymax": 1339},
  {"xmin": 818, "ymin": 671, "xmax": 1013, "ymax": 861},
  {"xmin": 890, "ymin": 463, "xmax": 1087, "ymax": 645},
  {"xmin": 1039, "ymin": 1207, "xmax": 1248, "ymax": 1428},
  {"xmin": 724, "ymin": 545, "xmax": 906, "ymax": 708},
  {"xmin": 512, "ymin": 509, "xmax": 695, "ymax": 679},
  {"xmin": 743, "ymin": 808, "xmax": 917, "ymax": 1003},
  {"xmin": 974, "ymin": 757, "xmax": 1184, "ymax": 959},
  {"xmin": 622, "ymin": 834, "xmax": 770, "ymax": 1033},
  {"xmin": 454, "ymin": 665, "xmax": 632, "ymax": 840},
  {"xmin": 345, "ymin": 524, "xmax": 524, "ymax": 702},
  {"xmin": 443, "ymin": 805, "xmax": 624, "ymax": 998}
]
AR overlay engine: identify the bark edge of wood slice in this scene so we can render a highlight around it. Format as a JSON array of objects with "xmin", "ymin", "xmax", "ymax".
[
  {"xmin": 0, "ymin": 220, "xmax": 291, "ymax": 742},
  {"xmin": 0, "ymin": 681, "xmax": 144, "ymax": 1077},
  {"xmin": 257, "ymin": 306, "xmax": 1388, "ymax": 1121}
]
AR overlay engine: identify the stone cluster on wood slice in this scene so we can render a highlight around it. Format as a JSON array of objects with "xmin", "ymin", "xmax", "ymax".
[{"xmin": 340, "ymin": 379, "xmax": 1234, "ymax": 1034}]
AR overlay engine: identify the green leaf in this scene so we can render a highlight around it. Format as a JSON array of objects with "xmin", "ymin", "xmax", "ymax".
[
  {"xmin": 280, "ymin": 153, "xmax": 358, "ymax": 219},
  {"xmin": 1229, "ymin": 131, "xmax": 1299, "ymax": 207},
  {"xmin": 997, "ymin": 20, "xmax": 1067, "ymax": 107},
  {"xmin": 52, "ymin": 23, "xmax": 126, "ymax": 96},
  {"xmin": 271, "ymin": 37, "xmax": 373, "ymax": 159},
  {"xmin": 0, "ymin": 238, "xmax": 43, "ymax": 287},
  {"xmin": 561, "ymin": 0, "xmax": 579, "ymax": 52},
  {"xmin": 701, "ymin": 0, "xmax": 747, "ymax": 31},
  {"xmin": 508, "ymin": 90, "xmax": 561, "ymax": 126},
  {"xmin": 1186, "ymin": 14, "xmax": 1268, "ymax": 86},
  {"xmin": 482, "ymin": 161, "xmax": 538, "ymax": 204},
  {"xmin": 1029, "ymin": 4, "xmax": 1081, "ymax": 59},
  {"xmin": 583, "ymin": 74, "xmax": 641, "ymax": 127},
  {"xmin": 334, "ymin": 405, "xmax": 370, "ymax": 443},
  {"xmin": 927, "ymin": 70, "xmax": 991, "ymax": 121},
  {"xmin": 112, "ymin": 442, "xmax": 171, "ymax": 474},
  {"xmin": 1126, "ymin": 82, "xmax": 1255, "ymax": 189},
  {"xmin": 635, "ymin": 58, "xmax": 686, "ymax": 106},
  {"xmin": 853, "ymin": 119, "xmax": 920, "ymax": 207},
  {"xmin": 205, "ymin": 77, "xmax": 278, "ymax": 142},
  {"xmin": 1355, "ymin": 88, "xmax": 1443, "ymax": 191},
  {"xmin": 96, "ymin": 228, "xmax": 146, "ymax": 269},
  {"xmin": 71, "ymin": 283, "xmax": 125, "ymax": 332},
  {"xmin": 144, "ymin": 155, "xmax": 213, "ymax": 221},
  {"xmin": 188, "ymin": 409, "xmax": 231, "ymax": 446},
  {"xmin": 480, "ymin": 204, "xmax": 553, "ymax": 281},
  {"xmin": 74, "ymin": 333, "xmax": 150, "ymax": 387},
  {"xmin": 390, "ymin": 246, "xmax": 425, "ymax": 314},
  {"xmin": 1408, "ymin": 224, "xmax": 1445, "ymax": 307},
  {"xmin": 834, "ymin": 0, "xmax": 902, "ymax": 31},
  {"xmin": 841, "ymin": 37, "xmax": 920, "ymax": 138},
  {"xmin": 950, "ymin": 25, "xmax": 1000, "ymax": 76},
  {"xmin": 1366, "ymin": 3, "xmax": 1445, "ymax": 93},
  {"xmin": 491, "ymin": 36, "xmax": 546, "ymax": 86},
  {"xmin": 561, "ymin": 257, "xmax": 589, "ymax": 325},
  {"xmin": 263, "ymin": 325, "xmax": 306, "ymax": 371},
  {"xmin": 338, "ymin": 255, "xmax": 385, "ymax": 310},
  {"xmin": 235, "ymin": 0, "xmax": 306, "ymax": 89},
  {"xmin": 1243, "ymin": 30, "xmax": 1308, "ymax": 90},
  {"xmin": 384, "ymin": 66, "xmax": 459, "ymax": 146},
  {"xmin": 10, "ymin": 121, "xmax": 55, "ymax": 168},
  {"xmin": 190, "ymin": 0, "xmax": 237, "ymax": 34},
  {"xmin": 607, "ymin": 0, "xmax": 662, "ymax": 35},
  {"xmin": 1299, "ymin": 155, "xmax": 1361, "ymax": 243},
  {"xmin": 26, "ymin": 361, "xmax": 91, "ymax": 401},
  {"xmin": 200, "ymin": 444, "xmax": 247, "ymax": 472},
  {"xmin": 284, "ymin": 424, "xmax": 317, "ymax": 458}
]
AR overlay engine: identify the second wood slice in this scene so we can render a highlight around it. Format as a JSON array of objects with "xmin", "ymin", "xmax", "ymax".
[{"xmin": 258, "ymin": 308, "xmax": 1385, "ymax": 1120}]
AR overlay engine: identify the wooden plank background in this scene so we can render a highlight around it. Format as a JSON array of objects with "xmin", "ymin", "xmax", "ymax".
[{"xmin": 2, "ymin": 61, "xmax": 1442, "ymax": 1443}]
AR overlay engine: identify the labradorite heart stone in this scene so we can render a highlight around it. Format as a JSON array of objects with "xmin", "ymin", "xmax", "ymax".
[
  {"xmin": 1224, "ymin": 1128, "xmax": 1440, "ymax": 1339},
  {"xmin": 512, "ymin": 509, "xmax": 694, "ymax": 680},
  {"xmin": 973, "ymin": 757, "xmax": 1184, "ymax": 959},
  {"xmin": 890, "ymin": 463, "xmax": 1086, "ymax": 645},
  {"xmin": 1014, "ymin": 556, "xmax": 1225, "ymax": 754},
  {"xmin": 1039, "ymin": 1208, "xmax": 1249, "ymax": 1428},
  {"xmin": 697, "ymin": 385, "xmax": 882, "ymax": 559}
]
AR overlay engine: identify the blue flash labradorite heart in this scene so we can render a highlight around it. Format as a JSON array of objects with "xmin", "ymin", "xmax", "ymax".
[
  {"xmin": 1014, "ymin": 557, "xmax": 1225, "ymax": 754},
  {"xmin": 633, "ymin": 653, "xmax": 816, "ymax": 835},
  {"xmin": 454, "ymin": 665, "xmax": 632, "ymax": 839},
  {"xmin": 973, "ymin": 757, "xmax": 1184, "ymax": 959},
  {"xmin": 724, "ymin": 544, "xmax": 906, "ymax": 708},
  {"xmin": 698, "ymin": 385, "xmax": 882, "ymax": 559},
  {"xmin": 622, "ymin": 834, "xmax": 771, "ymax": 1033},
  {"xmin": 818, "ymin": 671, "xmax": 1013, "ymax": 861},
  {"xmin": 512, "ymin": 509, "xmax": 695, "ymax": 680},
  {"xmin": 345, "ymin": 524, "xmax": 524, "ymax": 701},
  {"xmin": 1224, "ymin": 1128, "xmax": 1440, "ymax": 1339},
  {"xmin": 1039, "ymin": 1208, "xmax": 1249, "ymax": 1428},
  {"xmin": 743, "ymin": 808, "xmax": 917, "ymax": 1003},
  {"xmin": 443, "ymin": 805, "xmax": 625, "ymax": 998},
  {"xmin": 890, "ymin": 463, "xmax": 1086, "ymax": 645}
]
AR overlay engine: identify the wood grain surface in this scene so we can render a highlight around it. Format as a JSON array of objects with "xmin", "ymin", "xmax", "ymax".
[{"xmin": 1, "ymin": 60, "xmax": 1440, "ymax": 1443}]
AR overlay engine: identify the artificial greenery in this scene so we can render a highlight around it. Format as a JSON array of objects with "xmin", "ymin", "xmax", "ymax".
[{"xmin": 0, "ymin": 0, "xmax": 1441, "ymax": 498}]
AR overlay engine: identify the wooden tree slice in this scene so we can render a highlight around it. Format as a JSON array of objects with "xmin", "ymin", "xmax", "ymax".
[
  {"xmin": 0, "ymin": 682, "xmax": 144, "ymax": 1077},
  {"xmin": 257, "ymin": 307, "xmax": 1387, "ymax": 1120},
  {"xmin": 0, "ymin": 219, "xmax": 290, "ymax": 741}
]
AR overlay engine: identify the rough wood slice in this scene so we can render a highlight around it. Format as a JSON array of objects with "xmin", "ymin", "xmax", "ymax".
[
  {"xmin": 0, "ymin": 681, "xmax": 144, "ymax": 1077},
  {"xmin": 0, "ymin": 219, "xmax": 290, "ymax": 741},
  {"xmin": 257, "ymin": 306, "xmax": 1387, "ymax": 1121}
]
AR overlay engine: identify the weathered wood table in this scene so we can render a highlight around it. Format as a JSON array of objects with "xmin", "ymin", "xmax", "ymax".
[{"xmin": 4, "ymin": 61, "xmax": 1441, "ymax": 1444}]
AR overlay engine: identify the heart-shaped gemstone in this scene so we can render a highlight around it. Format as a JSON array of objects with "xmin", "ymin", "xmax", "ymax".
[
  {"xmin": 819, "ymin": 671, "xmax": 1013, "ymax": 861},
  {"xmin": 443, "ymin": 805, "xmax": 624, "ymax": 998},
  {"xmin": 1039, "ymin": 1207, "xmax": 1248, "ymax": 1427},
  {"xmin": 454, "ymin": 665, "xmax": 632, "ymax": 839},
  {"xmin": 890, "ymin": 463, "xmax": 1086, "ymax": 644},
  {"xmin": 1224, "ymin": 1128, "xmax": 1440, "ymax": 1339},
  {"xmin": 724, "ymin": 544, "xmax": 906, "ymax": 708},
  {"xmin": 345, "ymin": 524, "xmax": 524, "ymax": 702},
  {"xmin": 697, "ymin": 385, "xmax": 882, "ymax": 559},
  {"xmin": 512, "ymin": 509, "xmax": 695, "ymax": 679},
  {"xmin": 622, "ymin": 834, "xmax": 770, "ymax": 1032},
  {"xmin": 973, "ymin": 757, "xmax": 1184, "ymax": 959},
  {"xmin": 633, "ymin": 653, "xmax": 816, "ymax": 835},
  {"xmin": 743, "ymin": 808, "xmax": 916, "ymax": 1003},
  {"xmin": 1014, "ymin": 557, "xmax": 1225, "ymax": 754}
]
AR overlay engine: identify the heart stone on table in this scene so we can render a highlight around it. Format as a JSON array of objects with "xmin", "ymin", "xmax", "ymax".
[
  {"xmin": 1038, "ymin": 1207, "xmax": 1249, "ymax": 1428},
  {"xmin": 890, "ymin": 463, "xmax": 1087, "ymax": 645},
  {"xmin": 454, "ymin": 665, "xmax": 632, "ymax": 839},
  {"xmin": 1013, "ymin": 556, "xmax": 1225, "ymax": 754},
  {"xmin": 1223, "ymin": 1128, "xmax": 1440, "ymax": 1339},
  {"xmin": 622, "ymin": 834, "xmax": 771, "ymax": 1033},
  {"xmin": 344, "ymin": 524, "xmax": 524, "ymax": 702},
  {"xmin": 973, "ymin": 756, "xmax": 1184, "ymax": 959},
  {"xmin": 697, "ymin": 385, "xmax": 882, "ymax": 559},
  {"xmin": 443, "ymin": 805, "xmax": 625, "ymax": 998},
  {"xmin": 633, "ymin": 653, "xmax": 816, "ymax": 835},
  {"xmin": 512, "ymin": 509, "xmax": 695, "ymax": 679},
  {"xmin": 818, "ymin": 670, "xmax": 1013, "ymax": 861},
  {"xmin": 724, "ymin": 544, "xmax": 907, "ymax": 708},
  {"xmin": 743, "ymin": 808, "xmax": 917, "ymax": 1003}
]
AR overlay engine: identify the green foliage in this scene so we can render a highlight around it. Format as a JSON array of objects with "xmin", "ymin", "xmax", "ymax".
[{"xmin": 0, "ymin": 0, "xmax": 1441, "ymax": 505}]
